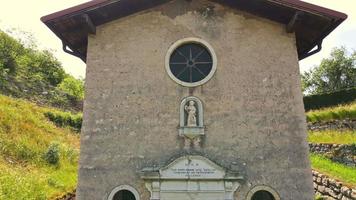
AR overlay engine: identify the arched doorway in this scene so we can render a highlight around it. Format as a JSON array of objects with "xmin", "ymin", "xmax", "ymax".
[
  {"xmin": 108, "ymin": 185, "xmax": 140, "ymax": 200},
  {"xmin": 246, "ymin": 186, "xmax": 280, "ymax": 200},
  {"xmin": 251, "ymin": 190, "xmax": 275, "ymax": 200},
  {"xmin": 113, "ymin": 189, "xmax": 136, "ymax": 200}
]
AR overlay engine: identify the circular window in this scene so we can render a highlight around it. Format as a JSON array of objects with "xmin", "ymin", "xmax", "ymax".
[{"xmin": 165, "ymin": 38, "xmax": 217, "ymax": 87}]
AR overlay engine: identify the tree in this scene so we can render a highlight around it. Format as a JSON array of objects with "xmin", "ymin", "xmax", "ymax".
[
  {"xmin": 0, "ymin": 29, "xmax": 83, "ymax": 110},
  {"xmin": 58, "ymin": 75, "xmax": 84, "ymax": 100},
  {"xmin": 302, "ymin": 47, "xmax": 356, "ymax": 95},
  {"xmin": 0, "ymin": 30, "xmax": 25, "ymax": 83},
  {"xmin": 22, "ymin": 50, "xmax": 66, "ymax": 86}
]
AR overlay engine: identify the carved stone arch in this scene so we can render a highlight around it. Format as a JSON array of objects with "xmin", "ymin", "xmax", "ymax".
[
  {"xmin": 246, "ymin": 185, "xmax": 280, "ymax": 200},
  {"xmin": 107, "ymin": 185, "xmax": 140, "ymax": 200}
]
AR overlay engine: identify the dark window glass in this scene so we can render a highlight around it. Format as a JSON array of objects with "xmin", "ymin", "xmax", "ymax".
[
  {"xmin": 251, "ymin": 190, "xmax": 275, "ymax": 200},
  {"xmin": 113, "ymin": 190, "xmax": 136, "ymax": 200},
  {"xmin": 169, "ymin": 43, "xmax": 213, "ymax": 83}
]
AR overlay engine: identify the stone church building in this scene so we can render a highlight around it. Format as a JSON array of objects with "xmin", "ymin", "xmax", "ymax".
[{"xmin": 42, "ymin": 0, "xmax": 346, "ymax": 199}]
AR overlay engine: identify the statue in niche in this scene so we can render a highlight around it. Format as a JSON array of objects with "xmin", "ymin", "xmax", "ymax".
[
  {"xmin": 185, "ymin": 100, "xmax": 197, "ymax": 127},
  {"xmin": 179, "ymin": 96, "xmax": 204, "ymax": 149}
]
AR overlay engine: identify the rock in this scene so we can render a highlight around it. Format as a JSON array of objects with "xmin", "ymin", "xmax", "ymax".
[
  {"xmin": 341, "ymin": 187, "xmax": 349, "ymax": 194},
  {"xmin": 341, "ymin": 196, "xmax": 351, "ymax": 200},
  {"xmin": 336, "ymin": 182, "xmax": 343, "ymax": 188},
  {"xmin": 350, "ymin": 189, "xmax": 356, "ymax": 199},
  {"xmin": 319, "ymin": 186, "xmax": 326, "ymax": 194},
  {"xmin": 314, "ymin": 183, "xmax": 318, "ymax": 189}
]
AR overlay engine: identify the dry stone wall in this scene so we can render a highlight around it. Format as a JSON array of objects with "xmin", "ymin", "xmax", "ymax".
[
  {"xmin": 308, "ymin": 119, "xmax": 356, "ymax": 132},
  {"xmin": 55, "ymin": 190, "xmax": 75, "ymax": 200},
  {"xmin": 313, "ymin": 170, "xmax": 356, "ymax": 200},
  {"xmin": 309, "ymin": 143, "xmax": 356, "ymax": 167}
]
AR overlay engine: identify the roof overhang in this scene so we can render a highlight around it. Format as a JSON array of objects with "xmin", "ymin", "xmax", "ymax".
[{"xmin": 41, "ymin": 0, "xmax": 347, "ymax": 62}]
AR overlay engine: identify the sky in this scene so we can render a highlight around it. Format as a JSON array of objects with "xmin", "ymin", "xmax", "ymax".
[{"xmin": 0, "ymin": 0, "xmax": 355, "ymax": 78}]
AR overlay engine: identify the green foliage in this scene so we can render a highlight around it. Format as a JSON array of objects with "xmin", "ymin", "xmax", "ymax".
[
  {"xmin": 0, "ymin": 95, "xmax": 79, "ymax": 199},
  {"xmin": 308, "ymin": 130, "xmax": 356, "ymax": 144},
  {"xmin": 310, "ymin": 154, "xmax": 356, "ymax": 187},
  {"xmin": 0, "ymin": 29, "xmax": 83, "ymax": 111},
  {"xmin": 302, "ymin": 47, "xmax": 356, "ymax": 95},
  {"xmin": 17, "ymin": 49, "xmax": 66, "ymax": 86},
  {"xmin": 58, "ymin": 76, "xmax": 84, "ymax": 101},
  {"xmin": 45, "ymin": 111, "xmax": 82, "ymax": 132},
  {"xmin": 306, "ymin": 102, "xmax": 356, "ymax": 123},
  {"xmin": 44, "ymin": 143, "xmax": 60, "ymax": 165},
  {"xmin": 315, "ymin": 195, "xmax": 324, "ymax": 200},
  {"xmin": 303, "ymin": 87, "xmax": 356, "ymax": 111},
  {"xmin": 0, "ymin": 30, "xmax": 24, "ymax": 76}
]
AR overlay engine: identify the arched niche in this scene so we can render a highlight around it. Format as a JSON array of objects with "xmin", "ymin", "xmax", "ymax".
[{"xmin": 179, "ymin": 96, "xmax": 204, "ymax": 139}]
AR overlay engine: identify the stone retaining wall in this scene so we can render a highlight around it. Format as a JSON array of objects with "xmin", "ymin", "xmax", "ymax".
[
  {"xmin": 55, "ymin": 190, "xmax": 75, "ymax": 200},
  {"xmin": 308, "ymin": 119, "xmax": 356, "ymax": 131},
  {"xmin": 313, "ymin": 170, "xmax": 356, "ymax": 200},
  {"xmin": 309, "ymin": 143, "xmax": 356, "ymax": 166}
]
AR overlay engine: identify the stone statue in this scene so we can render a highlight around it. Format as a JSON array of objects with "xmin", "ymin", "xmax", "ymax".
[{"xmin": 185, "ymin": 100, "xmax": 197, "ymax": 127}]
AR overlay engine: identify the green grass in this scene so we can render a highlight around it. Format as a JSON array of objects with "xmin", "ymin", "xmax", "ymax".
[
  {"xmin": 310, "ymin": 154, "xmax": 356, "ymax": 187},
  {"xmin": 306, "ymin": 102, "xmax": 356, "ymax": 123},
  {"xmin": 308, "ymin": 130, "xmax": 356, "ymax": 144},
  {"xmin": 0, "ymin": 95, "xmax": 80, "ymax": 200}
]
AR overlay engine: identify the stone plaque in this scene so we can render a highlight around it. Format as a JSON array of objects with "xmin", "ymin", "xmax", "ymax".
[
  {"xmin": 160, "ymin": 156, "xmax": 225, "ymax": 179},
  {"xmin": 141, "ymin": 156, "xmax": 243, "ymax": 200}
]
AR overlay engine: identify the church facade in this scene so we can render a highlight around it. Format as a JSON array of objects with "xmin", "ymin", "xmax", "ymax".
[{"xmin": 42, "ymin": 0, "xmax": 347, "ymax": 199}]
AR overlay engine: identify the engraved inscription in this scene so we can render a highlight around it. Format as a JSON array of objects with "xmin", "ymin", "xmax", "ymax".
[
  {"xmin": 170, "ymin": 162, "xmax": 218, "ymax": 178},
  {"xmin": 160, "ymin": 156, "xmax": 225, "ymax": 179}
]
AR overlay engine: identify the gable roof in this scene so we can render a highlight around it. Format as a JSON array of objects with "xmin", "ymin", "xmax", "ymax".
[{"xmin": 41, "ymin": 0, "xmax": 347, "ymax": 62}]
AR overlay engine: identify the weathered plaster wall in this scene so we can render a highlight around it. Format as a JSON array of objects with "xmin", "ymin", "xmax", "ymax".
[{"xmin": 77, "ymin": 0, "xmax": 314, "ymax": 199}]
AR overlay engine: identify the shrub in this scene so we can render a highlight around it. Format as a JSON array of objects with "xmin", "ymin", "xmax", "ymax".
[
  {"xmin": 44, "ymin": 143, "xmax": 60, "ymax": 165},
  {"xmin": 303, "ymin": 87, "xmax": 356, "ymax": 111},
  {"xmin": 57, "ymin": 76, "xmax": 84, "ymax": 101},
  {"xmin": 44, "ymin": 111, "xmax": 82, "ymax": 132}
]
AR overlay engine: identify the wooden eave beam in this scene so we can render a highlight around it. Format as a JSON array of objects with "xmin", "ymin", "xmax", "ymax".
[
  {"xmin": 82, "ymin": 14, "xmax": 96, "ymax": 35},
  {"xmin": 286, "ymin": 11, "xmax": 303, "ymax": 33}
]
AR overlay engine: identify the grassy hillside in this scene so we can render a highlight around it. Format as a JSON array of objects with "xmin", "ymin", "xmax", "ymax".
[
  {"xmin": 306, "ymin": 102, "xmax": 356, "ymax": 123},
  {"xmin": 0, "ymin": 95, "xmax": 80, "ymax": 200},
  {"xmin": 308, "ymin": 130, "xmax": 356, "ymax": 144},
  {"xmin": 310, "ymin": 154, "xmax": 356, "ymax": 187},
  {"xmin": 0, "ymin": 30, "xmax": 84, "ymax": 111},
  {"xmin": 307, "ymin": 102, "xmax": 356, "ymax": 189}
]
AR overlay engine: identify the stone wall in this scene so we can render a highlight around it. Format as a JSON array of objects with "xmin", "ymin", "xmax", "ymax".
[
  {"xmin": 55, "ymin": 191, "xmax": 75, "ymax": 200},
  {"xmin": 313, "ymin": 170, "xmax": 356, "ymax": 200},
  {"xmin": 308, "ymin": 119, "xmax": 356, "ymax": 131},
  {"xmin": 309, "ymin": 143, "xmax": 356, "ymax": 166}
]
